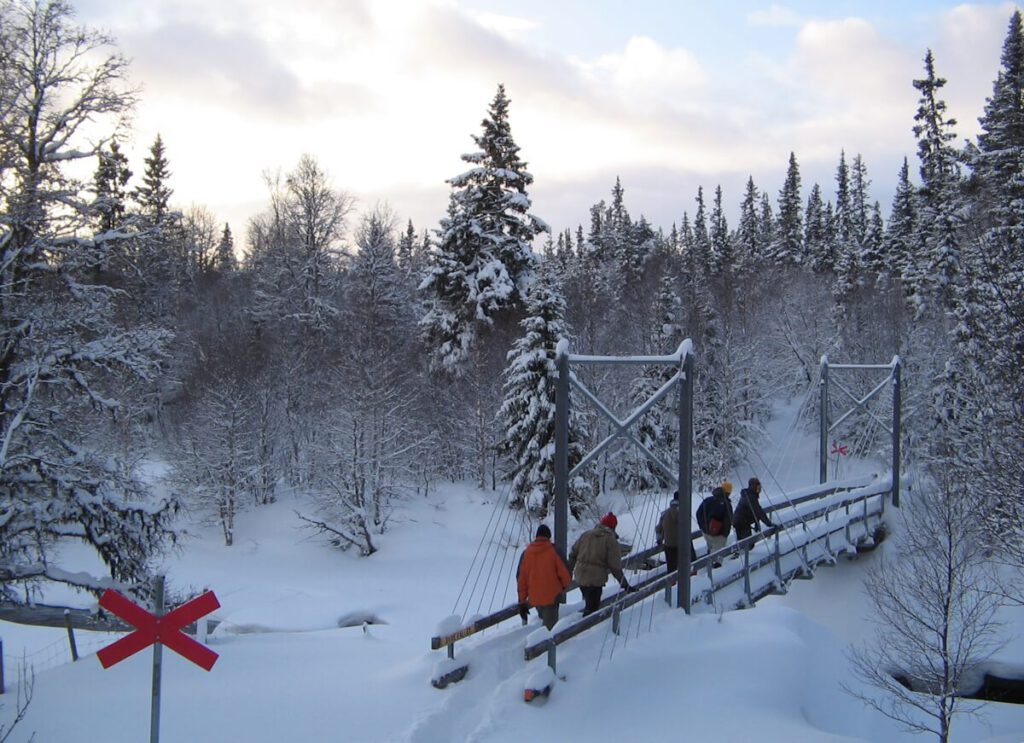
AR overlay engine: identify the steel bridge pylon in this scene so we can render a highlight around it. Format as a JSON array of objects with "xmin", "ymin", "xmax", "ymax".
[
  {"xmin": 818, "ymin": 355, "xmax": 903, "ymax": 508},
  {"xmin": 553, "ymin": 339, "xmax": 695, "ymax": 612}
]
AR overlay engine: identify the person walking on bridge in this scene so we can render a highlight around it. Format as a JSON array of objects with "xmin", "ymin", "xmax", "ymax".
[
  {"xmin": 517, "ymin": 524, "xmax": 572, "ymax": 630},
  {"xmin": 569, "ymin": 512, "xmax": 635, "ymax": 616},
  {"xmin": 696, "ymin": 482, "xmax": 734, "ymax": 568},
  {"xmin": 655, "ymin": 492, "xmax": 698, "ymax": 575},
  {"xmin": 732, "ymin": 477, "xmax": 775, "ymax": 545}
]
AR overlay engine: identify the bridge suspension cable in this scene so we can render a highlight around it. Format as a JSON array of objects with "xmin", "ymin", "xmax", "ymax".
[{"xmin": 449, "ymin": 477, "xmax": 529, "ymax": 620}]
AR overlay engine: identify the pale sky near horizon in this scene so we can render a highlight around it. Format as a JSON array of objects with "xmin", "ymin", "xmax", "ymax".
[{"xmin": 73, "ymin": 0, "xmax": 1018, "ymax": 247}]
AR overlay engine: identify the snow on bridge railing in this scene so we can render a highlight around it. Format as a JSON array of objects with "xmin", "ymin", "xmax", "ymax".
[
  {"xmin": 523, "ymin": 480, "xmax": 891, "ymax": 668},
  {"xmin": 430, "ymin": 474, "xmax": 893, "ymax": 686}
]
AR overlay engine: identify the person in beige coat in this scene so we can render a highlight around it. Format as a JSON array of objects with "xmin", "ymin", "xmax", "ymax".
[{"xmin": 569, "ymin": 512, "xmax": 634, "ymax": 616}]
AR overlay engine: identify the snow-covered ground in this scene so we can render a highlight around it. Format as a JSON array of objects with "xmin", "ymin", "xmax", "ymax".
[{"xmin": 2, "ymin": 410, "xmax": 1024, "ymax": 742}]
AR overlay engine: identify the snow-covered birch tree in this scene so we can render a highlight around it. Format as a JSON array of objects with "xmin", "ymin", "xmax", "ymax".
[
  {"xmin": 0, "ymin": 0, "xmax": 178, "ymax": 600},
  {"xmin": 847, "ymin": 473, "xmax": 1003, "ymax": 743}
]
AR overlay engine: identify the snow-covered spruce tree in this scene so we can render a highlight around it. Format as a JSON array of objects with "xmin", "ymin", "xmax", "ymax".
[
  {"xmin": 215, "ymin": 222, "xmax": 237, "ymax": 275},
  {"xmin": 708, "ymin": 185, "xmax": 732, "ymax": 278},
  {"xmin": 88, "ymin": 138, "xmax": 138, "ymax": 282},
  {"xmin": 803, "ymin": 183, "xmax": 828, "ymax": 271},
  {"xmin": 679, "ymin": 188, "xmax": 730, "ymax": 487},
  {"xmin": 849, "ymin": 154, "xmax": 871, "ymax": 253},
  {"xmin": 420, "ymin": 84, "xmax": 543, "ymax": 372},
  {"xmin": 690, "ymin": 186, "xmax": 712, "ymax": 279},
  {"xmin": 773, "ymin": 152, "xmax": 803, "ymax": 265},
  {"xmin": 832, "ymin": 150, "xmax": 861, "ymax": 304},
  {"xmin": 420, "ymin": 85, "xmax": 545, "ymax": 489},
  {"xmin": 735, "ymin": 176, "xmax": 763, "ymax": 275},
  {"xmin": 497, "ymin": 268, "xmax": 591, "ymax": 517},
  {"xmin": 911, "ymin": 50, "xmax": 964, "ymax": 316},
  {"xmin": 885, "ymin": 158, "xmax": 918, "ymax": 283},
  {"xmin": 865, "ymin": 202, "xmax": 885, "ymax": 274},
  {"xmin": 758, "ymin": 191, "xmax": 774, "ymax": 252},
  {"xmin": 619, "ymin": 275, "xmax": 683, "ymax": 492},
  {"xmin": 972, "ymin": 10, "xmax": 1024, "ymax": 236},
  {"xmin": 956, "ymin": 11, "xmax": 1024, "ymax": 559},
  {"xmin": 129, "ymin": 134, "xmax": 183, "ymax": 322},
  {"xmin": 907, "ymin": 50, "xmax": 975, "ymax": 467},
  {"xmin": 968, "ymin": 9, "xmax": 1024, "ymax": 388},
  {"xmin": 92, "ymin": 139, "xmax": 133, "ymax": 235},
  {"xmin": 135, "ymin": 134, "xmax": 173, "ymax": 225},
  {"xmin": 0, "ymin": 0, "xmax": 177, "ymax": 600}
]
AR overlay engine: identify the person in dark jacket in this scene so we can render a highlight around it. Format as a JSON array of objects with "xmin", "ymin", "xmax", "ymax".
[
  {"xmin": 732, "ymin": 477, "xmax": 774, "ymax": 545},
  {"xmin": 517, "ymin": 524, "xmax": 572, "ymax": 630},
  {"xmin": 696, "ymin": 482, "xmax": 733, "ymax": 568},
  {"xmin": 655, "ymin": 492, "xmax": 697, "ymax": 575},
  {"xmin": 569, "ymin": 512, "xmax": 634, "ymax": 616}
]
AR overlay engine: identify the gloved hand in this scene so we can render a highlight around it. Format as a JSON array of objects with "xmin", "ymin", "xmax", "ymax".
[
  {"xmin": 620, "ymin": 580, "xmax": 636, "ymax": 594},
  {"xmin": 518, "ymin": 603, "xmax": 529, "ymax": 622}
]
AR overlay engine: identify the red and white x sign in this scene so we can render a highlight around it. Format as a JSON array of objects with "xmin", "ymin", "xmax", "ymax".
[{"xmin": 96, "ymin": 589, "xmax": 221, "ymax": 671}]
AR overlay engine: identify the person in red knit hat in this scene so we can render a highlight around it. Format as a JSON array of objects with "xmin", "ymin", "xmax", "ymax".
[{"xmin": 568, "ymin": 512, "xmax": 635, "ymax": 616}]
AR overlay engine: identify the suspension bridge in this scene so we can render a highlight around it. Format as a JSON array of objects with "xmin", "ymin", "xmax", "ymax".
[{"xmin": 430, "ymin": 341, "xmax": 903, "ymax": 692}]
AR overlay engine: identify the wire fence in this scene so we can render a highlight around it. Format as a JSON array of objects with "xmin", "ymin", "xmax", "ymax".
[{"xmin": 1, "ymin": 628, "xmax": 121, "ymax": 692}]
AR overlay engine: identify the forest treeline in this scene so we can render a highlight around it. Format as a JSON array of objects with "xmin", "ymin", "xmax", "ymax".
[{"xmin": 0, "ymin": 0, "xmax": 1021, "ymax": 599}]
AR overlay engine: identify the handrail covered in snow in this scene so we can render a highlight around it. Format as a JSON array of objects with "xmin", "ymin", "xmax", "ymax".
[
  {"xmin": 523, "ymin": 476, "xmax": 890, "ymax": 667},
  {"xmin": 430, "ymin": 475, "xmax": 882, "ymax": 657}
]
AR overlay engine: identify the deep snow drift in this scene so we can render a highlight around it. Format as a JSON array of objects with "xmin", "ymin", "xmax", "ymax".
[{"xmin": 3, "ymin": 412, "xmax": 1024, "ymax": 742}]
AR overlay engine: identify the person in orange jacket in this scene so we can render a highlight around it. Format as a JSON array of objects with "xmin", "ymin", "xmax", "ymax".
[{"xmin": 517, "ymin": 524, "xmax": 572, "ymax": 630}]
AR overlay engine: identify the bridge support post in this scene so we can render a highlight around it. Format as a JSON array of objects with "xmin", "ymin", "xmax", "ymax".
[
  {"xmin": 773, "ymin": 531, "xmax": 783, "ymax": 588},
  {"xmin": 554, "ymin": 343, "xmax": 569, "ymax": 561},
  {"xmin": 844, "ymin": 502, "xmax": 852, "ymax": 547},
  {"xmin": 819, "ymin": 356, "xmax": 829, "ymax": 484},
  {"xmin": 743, "ymin": 549, "xmax": 752, "ymax": 606},
  {"xmin": 677, "ymin": 350, "xmax": 694, "ymax": 612},
  {"xmin": 892, "ymin": 356, "xmax": 902, "ymax": 508},
  {"xmin": 546, "ymin": 643, "xmax": 557, "ymax": 673}
]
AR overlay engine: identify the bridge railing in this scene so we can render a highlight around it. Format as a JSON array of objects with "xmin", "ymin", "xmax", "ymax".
[
  {"xmin": 523, "ymin": 476, "xmax": 890, "ymax": 668},
  {"xmin": 430, "ymin": 474, "xmax": 885, "ymax": 680}
]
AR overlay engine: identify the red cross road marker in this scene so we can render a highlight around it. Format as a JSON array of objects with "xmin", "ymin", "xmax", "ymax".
[
  {"xmin": 97, "ymin": 589, "xmax": 221, "ymax": 671},
  {"xmin": 830, "ymin": 440, "xmax": 849, "ymax": 456}
]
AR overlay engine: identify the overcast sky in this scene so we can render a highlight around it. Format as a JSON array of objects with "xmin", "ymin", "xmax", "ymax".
[{"xmin": 75, "ymin": 0, "xmax": 1018, "ymax": 245}]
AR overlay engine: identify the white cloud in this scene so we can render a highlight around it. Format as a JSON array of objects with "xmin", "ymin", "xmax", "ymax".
[
  {"xmin": 467, "ymin": 10, "xmax": 542, "ymax": 41},
  {"xmin": 747, "ymin": 4, "xmax": 804, "ymax": 28},
  {"xmin": 932, "ymin": 2, "xmax": 1020, "ymax": 138},
  {"xmin": 69, "ymin": 1, "xmax": 1024, "ymax": 239},
  {"xmin": 588, "ymin": 36, "xmax": 706, "ymax": 96}
]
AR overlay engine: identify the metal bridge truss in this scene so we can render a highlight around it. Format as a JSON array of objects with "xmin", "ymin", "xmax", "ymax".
[
  {"xmin": 552, "ymin": 338, "xmax": 696, "ymax": 611},
  {"xmin": 819, "ymin": 355, "xmax": 902, "ymax": 506},
  {"xmin": 429, "ymin": 348, "xmax": 904, "ymax": 686}
]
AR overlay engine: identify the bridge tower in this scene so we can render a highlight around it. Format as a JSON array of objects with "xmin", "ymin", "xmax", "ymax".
[
  {"xmin": 818, "ymin": 355, "xmax": 903, "ymax": 507},
  {"xmin": 553, "ymin": 339, "xmax": 695, "ymax": 611}
]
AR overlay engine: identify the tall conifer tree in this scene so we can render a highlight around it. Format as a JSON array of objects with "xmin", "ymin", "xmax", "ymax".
[
  {"xmin": 775, "ymin": 152, "xmax": 803, "ymax": 265},
  {"xmin": 420, "ymin": 84, "xmax": 544, "ymax": 372},
  {"xmin": 911, "ymin": 50, "xmax": 963, "ymax": 313},
  {"xmin": 498, "ymin": 270, "xmax": 589, "ymax": 516}
]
